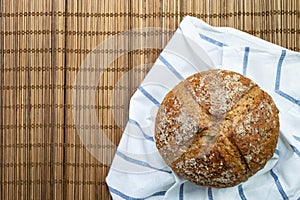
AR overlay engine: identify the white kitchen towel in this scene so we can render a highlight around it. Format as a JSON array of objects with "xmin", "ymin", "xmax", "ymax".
[{"xmin": 106, "ymin": 16, "xmax": 300, "ymax": 200}]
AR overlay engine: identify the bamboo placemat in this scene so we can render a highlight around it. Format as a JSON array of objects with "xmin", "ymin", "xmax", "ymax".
[{"xmin": 0, "ymin": 0, "xmax": 299, "ymax": 199}]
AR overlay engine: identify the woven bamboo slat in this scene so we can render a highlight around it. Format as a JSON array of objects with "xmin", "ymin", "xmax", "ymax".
[{"xmin": 0, "ymin": 0, "xmax": 299, "ymax": 199}]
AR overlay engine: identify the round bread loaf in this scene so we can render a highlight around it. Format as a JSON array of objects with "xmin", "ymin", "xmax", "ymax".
[{"xmin": 155, "ymin": 69, "xmax": 279, "ymax": 188}]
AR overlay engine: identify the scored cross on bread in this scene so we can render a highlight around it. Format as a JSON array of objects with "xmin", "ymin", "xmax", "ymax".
[{"xmin": 155, "ymin": 69, "xmax": 279, "ymax": 188}]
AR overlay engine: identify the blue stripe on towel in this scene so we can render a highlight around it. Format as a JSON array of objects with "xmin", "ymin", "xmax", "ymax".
[
  {"xmin": 275, "ymin": 149, "xmax": 280, "ymax": 156},
  {"xmin": 274, "ymin": 50, "xmax": 300, "ymax": 107},
  {"xmin": 208, "ymin": 187, "xmax": 213, "ymax": 200},
  {"xmin": 275, "ymin": 50, "xmax": 287, "ymax": 91},
  {"xmin": 116, "ymin": 150, "xmax": 172, "ymax": 174},
  {"xmin": 293, "ymin": 135, "xmax": 300, "ymax": 143},
  {"xmin": 199, "ymin": 33, "xmax": 224, "ymax": 47},
  {"xmin": 270, "ymin": 169, "xmax": 289, "ymax": 200},
  {"xmin": 159, "ymin": 55, "xmax": 185, "ymax": 81},
  {"xmin": 242, "ymin": 47, "xmax": 250, "ymax": 76},
  {"xmin": 238, "ymin": 185, "xmax": 247, "ymax": 200},
  {"xmin": 108, "ymin": 186, "xmax": 166, "ymax": 200},
  {"xmin": 275, "ymin": 90, "xmax": 300, "ymax": 107},
  {"xmin": 290, "ymin": 145, "xmax": 300, "ymax": 157},
  {"xmin": 179, "ymin": 183, "xmax": 184, "ymax": 200},
  {"xmin": 138, "ymin": 86, "xmax": 160, "ymax": 107},
  {"xmin": 128, "ymin": 119, "xmax": 154, "ymax": 142}
]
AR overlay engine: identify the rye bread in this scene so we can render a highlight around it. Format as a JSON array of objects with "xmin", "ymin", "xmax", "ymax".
[{"xmin": 155, "ymin": 69, "xmax": 279, "ymax": 188}]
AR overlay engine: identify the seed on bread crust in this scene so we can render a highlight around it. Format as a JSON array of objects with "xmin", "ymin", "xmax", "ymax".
[{"xmin": 155, "ymin": 69, "xmax": 279, "ymax": 188}]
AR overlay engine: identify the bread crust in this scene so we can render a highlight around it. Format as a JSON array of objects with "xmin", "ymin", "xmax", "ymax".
[{"xmin": 155, "ymin": 69, "xmax": 279, "ymax": 188}]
